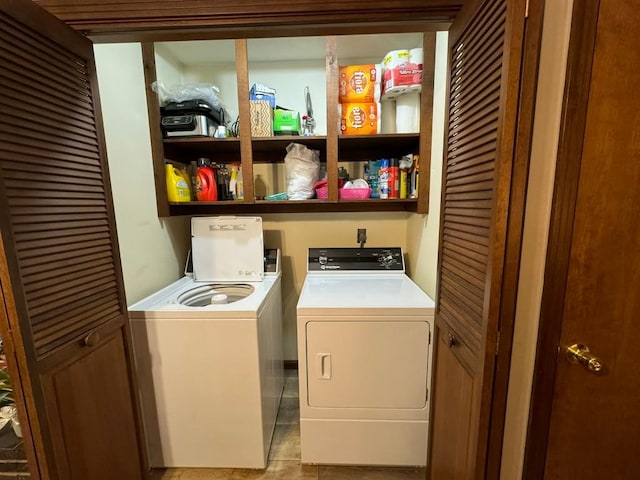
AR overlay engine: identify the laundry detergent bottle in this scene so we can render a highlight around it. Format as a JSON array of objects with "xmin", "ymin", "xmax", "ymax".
[
  {"xmin": 195, "ymin": 158, "xmax": 218, "ymax": 201},
  {"xmin": 165, "ymin": 164, "xmax": 191, "ymax": 202}
]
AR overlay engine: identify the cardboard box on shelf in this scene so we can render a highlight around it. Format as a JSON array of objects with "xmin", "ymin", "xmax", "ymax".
[
  {"xmin": 250, "ymin": 100, "xmax": 274, "ymax": 137},
  {"xmin": 250, "ymin": 83, "xmax": 276, "ymax": 108},
  {"xmin": 273, "ymin": 109, "xmax": 301, "ymax": 135},
  {"xmin": 339, "ymin": 64, "xmax": 382, "ymax": 103},
  {"xmin": 339, "ymin": 102, "xmax": 381, "ymax": 135}
]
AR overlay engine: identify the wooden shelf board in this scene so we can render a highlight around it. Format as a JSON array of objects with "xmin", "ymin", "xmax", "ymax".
[
  {"xmin": 338, "ymin": 133, "xmax": 420, "ymax": 160},
  {"xmin": 251, "ymin": 136, "xmax": 326, "ymax": 150},
  {"xmin": 163, "ymin": 137, "xmax": 241, "ymax": 154},
  {"xmin": 162, "ymin": 134, "xmax": 419, "ymax": 160},
  {"xmin": 167, "ymin": 198, "xmax": 418, "ymax": 215},
  {"xmin": 339, "ymin": 133, "xmax": 420, "ymax": 141},
  {"xmin": 338, "ymin": 133, "xmax": 420, "ymax": 150}
]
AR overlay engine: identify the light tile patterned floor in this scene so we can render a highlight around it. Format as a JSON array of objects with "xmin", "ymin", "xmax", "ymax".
[{"xmin": 152, "ymin": 370, "xmax": 426, "ymax": 480}]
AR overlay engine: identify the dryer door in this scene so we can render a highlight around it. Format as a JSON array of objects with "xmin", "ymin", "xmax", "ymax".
[{"xmin": 305, "ymin": 320, "xmax": 429, "ymax": 409}]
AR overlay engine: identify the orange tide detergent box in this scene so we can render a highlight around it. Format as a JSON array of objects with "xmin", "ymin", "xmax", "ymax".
[
  {"xmin": 339, "ymin": 102, "xmax": 381, "ymax": 135},
  {"xmin": 338, "ymin": 64, "xmax": 382, "ymax": 103}
]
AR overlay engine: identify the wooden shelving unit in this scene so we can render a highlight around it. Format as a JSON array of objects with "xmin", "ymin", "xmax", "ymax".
[{"xmin": 142, "ymin": 31, "xmax": 436, "ymax": 217}]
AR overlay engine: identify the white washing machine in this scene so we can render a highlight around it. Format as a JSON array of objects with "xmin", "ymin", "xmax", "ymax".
[
  {"xmin": 129, "ymin": 216, "xmax": 284, "ymax": 469},
  {"xmin": 297, "ymin": 247, "xmax": 435, "ymax": 467}
]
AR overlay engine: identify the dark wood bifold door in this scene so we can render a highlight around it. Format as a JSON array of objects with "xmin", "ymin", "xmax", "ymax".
[
  {"xmin": 429, "ymin": 0, "xmax": 534, "ymax": 478},
  {"xmin": 0, "ymin": 0, "xmax": 147, "ymax": 478},
  {"xmin": 525, "ymin": 1, "xmax": 640, "ymax": 478}
]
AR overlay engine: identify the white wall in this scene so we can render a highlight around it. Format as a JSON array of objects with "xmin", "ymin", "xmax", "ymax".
[
  {"xmin": 407, "ymin": 31, "xmax": 448, "ymax": 299},
  {"xmin": 260, "ymin": 212, "xmax": 411, "ymax": 360},
  {"xmin": 94, "ymin": 43, "xmax": 191, "ymax": 305},
  {"xmin": 178, "ymin": 59, "xmax": 327, "ymax": 135},
  {"xmin": 154, "ymin": 44, "xmax": 184, "ymax": 86},
  {"xmin": 183, "ymin": 63, "xmax": 240, "ymax": 125},
  {"xmin": 500, "ymin": 1, "xmax": 574, "ymax": 477},
  {"xmin": 247, "ymin": 61, "xmax": 327, "ymax": 135}
]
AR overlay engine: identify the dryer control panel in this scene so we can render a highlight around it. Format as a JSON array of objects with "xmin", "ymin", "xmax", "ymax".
[{"xmin": 308, "ymin": 247, "xmax": 404, "ymax": 272}]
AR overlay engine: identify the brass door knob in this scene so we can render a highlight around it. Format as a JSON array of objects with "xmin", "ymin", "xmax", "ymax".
[{"xmin": 566, "ymin": 343, "xmax": 604, "ymax": 373}]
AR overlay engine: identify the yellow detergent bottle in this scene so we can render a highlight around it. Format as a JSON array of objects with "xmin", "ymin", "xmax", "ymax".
[{"xmin": 165, "ymin": 164, "xmax": 191, "ymax": 202}]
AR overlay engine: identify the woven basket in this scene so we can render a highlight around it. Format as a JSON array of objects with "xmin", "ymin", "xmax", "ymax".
[
  {"xmin": 315, "ymin": 186, "xmax": 329, "ymax": 199},
  {"xmin": 339, "ymin": 188, "xmax": 372, "ymax": 200},
  {"xmin": 316, "ymin": 187, "xmax": 372, "ymax": 200}
]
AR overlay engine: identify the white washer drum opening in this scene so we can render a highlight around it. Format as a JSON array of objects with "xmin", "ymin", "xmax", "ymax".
[{"xmin": 177, "ymin": 284, "xmax": 255, "ymax": 306}]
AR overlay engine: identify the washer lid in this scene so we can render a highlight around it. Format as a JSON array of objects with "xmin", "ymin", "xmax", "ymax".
[{"xmin": 191, "ymin": 216, "xmax": 264, "ymax": 282}]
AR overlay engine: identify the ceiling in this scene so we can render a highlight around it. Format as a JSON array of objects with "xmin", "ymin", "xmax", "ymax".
[{"xmin": 158, "ymin": 32, "xmax": 427, "ymax": 65}]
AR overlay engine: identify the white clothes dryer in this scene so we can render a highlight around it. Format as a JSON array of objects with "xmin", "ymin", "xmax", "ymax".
[
  {"xmin": 129, "ymin": 217, "xmax": 283, "ymax": 469},
  {"xmin": 297, "ymin": 247, "xmax": 435, "ymax": 467}
]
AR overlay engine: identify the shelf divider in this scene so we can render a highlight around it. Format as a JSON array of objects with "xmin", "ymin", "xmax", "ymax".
[
  {"xmin": 141, "ymin": 42, "xmax": 171, "ymax": 217},
  {"xmin": 416, "ymin": 31, "xmax": 437, "ymax": 214},
  {"xmin": 235, "ymin": 38, "xmax": 255, "ymax": 203},
  {"xmin": 326, "ymin": 36, "xmax": 339, "ymax": 203}
]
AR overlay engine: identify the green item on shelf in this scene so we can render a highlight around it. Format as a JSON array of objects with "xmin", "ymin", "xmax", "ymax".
[{"xmin": 273, "ymin": 109, "xmax": 301, "ymax": 135}]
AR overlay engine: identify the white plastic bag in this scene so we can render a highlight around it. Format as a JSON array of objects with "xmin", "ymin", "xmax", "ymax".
[
  {"xmin": 284, "ymin": 143, "xmax": 320, "ymax": 200},
  {"xmin": 151, "ymin": 81, "xmax": 226, "ymax": 112}
]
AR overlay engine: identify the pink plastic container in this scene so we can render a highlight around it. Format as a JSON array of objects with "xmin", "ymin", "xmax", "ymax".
[
  {"xmin": 315, "ymin": 186, "xmax": 372, "ymax": 200},
  {"xmin": 339, "ymin": 188, "xmax": 372, "ymax": 199}
]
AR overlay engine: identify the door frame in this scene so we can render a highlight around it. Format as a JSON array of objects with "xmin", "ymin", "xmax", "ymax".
[
  {"xmin": 522, "ymin": 2, "xmax": 600, "ymax": 478},
  {"xmin": 484, "ymin": 0, "xmax": 546, "ymax": 476}
]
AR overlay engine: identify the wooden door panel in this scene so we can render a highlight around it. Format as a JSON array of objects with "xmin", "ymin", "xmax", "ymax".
[
  {"xmin": 0, "ymin": 4, "xmax": 121, "ymax": 360},
  {"xmin": 537, "ymin": 1, "xmax": 640, "ymax": 477},
  {"xmin": 437, "ymin": 0, "xmax": 507, "ymax": 358},
  {"xmin": 0, "ymin": 1, "xmax": 148, "ymax": 478},
  {"xmin": 41, "ymin": 330, "xmax": 142, "ymax": 480},
  {"xmin": 430, "ymin": 323, "xmax": 479, "ymax": 480},
  {"xmin": 430, "ymin": 0, "xmax": 532, "ymax": 477}
]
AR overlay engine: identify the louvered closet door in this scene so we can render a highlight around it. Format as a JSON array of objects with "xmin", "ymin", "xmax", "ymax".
[
  {"xmin": 0, "ymin": 1, "xmax": 146, "ymax": 479},
  {"xmin": 429, "ymin": 0, "xmax": 527, "ymax": 478}
]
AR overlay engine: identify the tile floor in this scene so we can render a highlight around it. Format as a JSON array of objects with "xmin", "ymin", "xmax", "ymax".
[{"xmin": 152, "ymin": 370, "xmax": 426, "ymax": 480}]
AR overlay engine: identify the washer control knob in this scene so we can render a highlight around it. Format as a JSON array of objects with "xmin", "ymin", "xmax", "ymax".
[
  {"xmin": 319, "ymin": 255, "xmax": 328, "ymax": 265},
  {"xmin": 379, "ymin": 253, "xmax": 394, "ymax": 268}
]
